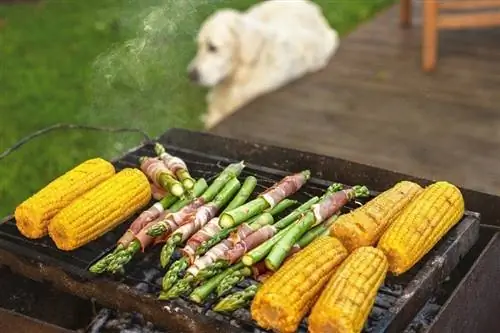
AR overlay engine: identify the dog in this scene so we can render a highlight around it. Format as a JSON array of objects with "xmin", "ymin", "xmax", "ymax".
[{"xmin": 187, "ymin": 0, "xmax": 340, "ymax": 129}]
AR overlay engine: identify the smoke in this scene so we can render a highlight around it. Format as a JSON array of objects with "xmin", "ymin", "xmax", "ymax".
[{"xmin": 80, "ymin": 0, "xmax": 222, "ymax": 156}]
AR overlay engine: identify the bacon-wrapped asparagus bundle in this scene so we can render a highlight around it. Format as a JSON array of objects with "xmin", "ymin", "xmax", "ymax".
[
  {"xmin": 219, "ymin": 170, "xmax": 310, "ymax": 229},
  {"xmin": 160, "ymin": 200, "xmax": 295, "ymax": 295},
  {"xmin": 265, "ymin": 185, "xmax": 370, "ymax": 271},
  {"xmin": 140, "ymin": 156, "xmax": 184, "ymax": 197},
  {"xmin": 88, "ymin": 179, "xmax": 208, "ymax": 274},
  {"xmin": 158, "ymin": 178, "xmax": 242, "ymax": 267},
  {"xmin": 154, "ymin": 143, "xmax": 195, "ymax": 190},
  {"xmin": 160, "ymin": 177, "xmax": 257, "ymax": 291},
  {"xmin": 182, "ymin": 199, "xmax": 296, "ymax": 263},
  {"xmin": 146, "ymin": 161, "xmax": 245, "ymax": 238}
]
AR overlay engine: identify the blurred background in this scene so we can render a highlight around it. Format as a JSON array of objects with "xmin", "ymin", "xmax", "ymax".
[{"xmin": 0, "ymin": 0, "xmax": 394, "ymax": 216}]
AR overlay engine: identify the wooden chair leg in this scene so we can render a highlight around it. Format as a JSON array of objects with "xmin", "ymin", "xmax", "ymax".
[
  {"xmin": 422, "ymin": 0, "xmax": 438, "ymax": 72},
  {"xmin": 400, "ymin": 0, "xmax": 412, "ymax": 28}
]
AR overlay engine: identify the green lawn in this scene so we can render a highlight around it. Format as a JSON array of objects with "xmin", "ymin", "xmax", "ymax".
[{"xmin": 0, "ymin": 0, "xmax": 394, "ymax": 216}]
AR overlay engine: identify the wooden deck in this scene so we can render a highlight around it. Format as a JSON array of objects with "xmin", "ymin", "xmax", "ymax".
[{"xmin": 211, "ymin": 1, "xmax": 500, "ymax": 196}]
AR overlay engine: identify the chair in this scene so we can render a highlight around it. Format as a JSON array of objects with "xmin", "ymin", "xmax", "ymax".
[{"xmin": 400, "ymin": 0, "xmax": 500, "ymax": 72}]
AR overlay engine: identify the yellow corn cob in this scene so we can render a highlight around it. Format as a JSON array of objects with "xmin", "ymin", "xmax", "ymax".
[
  {"xmin": 48, "ymin": 168, "xmax": 151, "ymax": 251},
  {"xmin": 378, "ymin": 181, "xmax": 464, "ymax": 275},
  {"xmin": 251, "ymin": 236, "xmax": 348, "ymax": 333},
  {"xmin": 309, "ymin": 247, "xmax": 388, "ymax": 333},
  {"xmin": 330, "ymin": 181, "xmax": 423, "ymax": 252},
  {"xmin": 15, "ymin": 158, "xmax": 115, "ymax": 239}
]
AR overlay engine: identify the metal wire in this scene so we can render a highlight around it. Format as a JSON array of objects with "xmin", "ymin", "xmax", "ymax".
[{"xmin": 0, "ymin": 123, "xmax": 153, "ymax": 161}]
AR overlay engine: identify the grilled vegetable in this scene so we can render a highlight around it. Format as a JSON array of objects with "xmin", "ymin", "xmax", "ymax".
[
  {"xmin": 265, "ymin": 185, "xmax": 369, "ymax": 271},
  {"xmin": 309, "ymin": 246, "xmax": 388, "ymax": 333},
  {"xmin": 159, "ymin": 178, "xmax": 242, "ymax": 267},
  {"xmin": 15, "ymin": 158, "xmax": 115, "ymax": 239},
  {"xmin": 147, "ymin": 161, "xmax": 245, "ymax": 237},
  {"xmin": 160, "ymin": 177, "xmax": 255, "ymax": 290},
  {"xmin": 140, "ymin": 156, "xmax": 184, "ymax": 197},
  {"xmin": 150, "ymin": 183, "xmax": 169, "ymax": 200},
  {"xmin": 251, "ymin": 236, "xmax": 348, "ymax": 333},
  {"xmin": 219, "ymin": 170, "xmax": 310, "ymax": 228},
  {"xmin": 190, "ymin": 262, "xmax": 245, "ymax": 303},
  {"xmin": 331, "ymin": 181, "xmax": 423, "ymax": 252},
  {"xmin": 213, "ymin": 284, "xmax": 259, "ymax": 313},
  {"xmin": 378, "ymin": 181, "xmax": 464, "ymax": 275},
  {"xmin": 48, "ymin": 168, "xmax": 151, "ymax": 251},
  {"xmin": 216, "ymin": 266, "xmax": 253, "ymax": 296},
  {"xmin": 155, "ymin": 143, "xmax": 195, "ymax": 190}
]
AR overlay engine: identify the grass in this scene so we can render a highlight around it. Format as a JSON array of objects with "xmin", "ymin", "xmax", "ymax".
[{"xmin": 0, "ymin": 0, "xmax": 395, "ymax": 216}]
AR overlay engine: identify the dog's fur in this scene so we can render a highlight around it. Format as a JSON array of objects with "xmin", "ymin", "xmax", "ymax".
[{"xmin": 187, "ymin": 0, "xmax": 339, "ymax": 128}]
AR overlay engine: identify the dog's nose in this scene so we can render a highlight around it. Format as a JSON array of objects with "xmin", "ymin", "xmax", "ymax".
[{"xmin": 188, "ymin": 68, "xmax": 200, "ymax": 82}]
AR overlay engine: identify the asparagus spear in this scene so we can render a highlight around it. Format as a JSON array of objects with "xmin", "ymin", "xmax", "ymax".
[
  {"xmin": 155, "ymin": 143, "xmax": 195, "ymax": 190},
  {"xmin": 101, "ymin": 181, "xmax": 209, "ymax": 274},
  {"xmin": 219, "ymin": 170, "xmax": 311, "ymax": 229},
  {"xmin": 190, "ymin": 263, "xmax": 245, "ymax": 304},
  {"xmin": 140, "ymin": 156, "xmax": 184, "ymax": 197},
  {"xmin": 216, "ymin": 266, "xmax": 253, "ymax": 296},
  {"xmin": 161, "ymin": 177, "xmax": 256, "ymax": 290},
  {"xmin": 265, "ymin": 185, "xmax": 370, "ymax": 271},
  {"xmin": 147, "ymin": 161, "xmax": 245, "ymax": 237},
  {"xmin": 159, "ymin": 178, "xmax": 242, "ymax": 267},
  {"xmin": 213, "ymin": 285, "xmax": 260, "ymax": 313}
]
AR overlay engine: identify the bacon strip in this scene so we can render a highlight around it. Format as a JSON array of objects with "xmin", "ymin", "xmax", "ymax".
[
  {"xmin": 140, "ymin": 157, "xmax": 174, "ymax": 188},
  {"xmin": 230, "ymin": 223, "xmax": 254, "ymax": 245},
  {"xmin": 261, "ymin": 172, "xmax": 308, "ymax": 208},
  {"xmin": 224, "ymin": 225, "xmax": 277, "ymax": 264},
  {"xmin": 151, "ymin": 183, "xmax": 168, "ymax": 200},
  {"xmin": 158, "ymin": 152, "xmax": 188, "ymax": 174},
  {"xmin": 117, "ymin": 203, "xmax": 165, "ymax": 247},
  {"xmin": 172, "ymin": 203, "xmax": 219, "ymax": 243},
  {"xmin": 186, "ymin": 239, "xmax": 232, "ymax": 276},
  {"xmin": 182, "ymin": 218, "xmax": 222, "ymax": 261},
  {"xmin": 311, "ymin": 188, "xmax": 356, "ymax": 223}
]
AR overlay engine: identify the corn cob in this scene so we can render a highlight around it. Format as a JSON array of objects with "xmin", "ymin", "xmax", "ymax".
[
  {"xmin": 378, "ymin": 181, "xmax": 464, "ymax": 275},
  {"xmin": 48, "ymin": 168, "xmax": 151, "ymax": 251},
  {"xmin": 309, "ymin": 246, "xmax": 388, "ymax": 333},
  {"xmin": 15, "ymin": 158, "xmax": 115, "ymax": 239},
  {"xmin": 251, "ymin": 236, "xmax": 348, "ymax": 333},
  {"xmin": 330, "ymin": 181, "xmax": 423, "ymax": 252}
]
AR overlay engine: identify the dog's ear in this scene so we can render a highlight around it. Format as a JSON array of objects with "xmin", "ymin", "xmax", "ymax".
[{"xmin": 235, "ymin": 17, "xmax": 264, "ymax": 66}]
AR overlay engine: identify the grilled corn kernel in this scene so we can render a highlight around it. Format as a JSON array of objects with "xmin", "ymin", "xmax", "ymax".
[
  {"xmin": 48, "ymin": 168, "xmax": 151, "ymax": 251},
  {"xmin": 15, "ymin": 158, "xmax": 115, "ymax": 239},
  {"xmin": 251, "ymin": 236, "xmax": 348, "ymax": 333},
  {"xmin": 309, "ymin": 247, "xmax": 388, "ymax": 333},
  {"xmin": 330, "ymin": 181, "xmax": 423, "ymax": 252},
  {"xmin": 378, "ymin": 181, "xmax": 464, "ymax": 275}
]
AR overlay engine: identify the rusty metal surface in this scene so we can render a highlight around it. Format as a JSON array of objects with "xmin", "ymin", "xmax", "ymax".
[
  {"xmin": 424, "ymin": 233, "xmax": 500, "ymax": 333},
  {"xmin": 0, "ymin": 308, "xmax": 74, "ymax": 333}
]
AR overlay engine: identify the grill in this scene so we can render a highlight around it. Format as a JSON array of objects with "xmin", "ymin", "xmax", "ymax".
[{"xmin": 0, "ymin": 129, "xmax": 487, "ymax": 333}]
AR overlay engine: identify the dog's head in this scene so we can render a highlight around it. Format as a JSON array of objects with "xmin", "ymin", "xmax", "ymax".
[{"xmin": 187, "ymin": 9, "xmax": 264, "ymax": 87}]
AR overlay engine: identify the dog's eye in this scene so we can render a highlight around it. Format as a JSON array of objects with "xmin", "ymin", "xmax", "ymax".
[{"xmin": 207, "ymin": 42, "xmax": 217, "ymax": 53}]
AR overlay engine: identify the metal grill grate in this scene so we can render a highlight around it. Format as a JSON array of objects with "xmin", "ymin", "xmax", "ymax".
[{"xmin": 0, "ymin": 139, "xmax": 481, "ymax": 333}]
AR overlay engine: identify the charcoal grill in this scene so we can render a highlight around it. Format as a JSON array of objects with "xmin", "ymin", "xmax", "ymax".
[{"xmin": 0, "ymin": 128, "xmax": 497, "ymax": 333}]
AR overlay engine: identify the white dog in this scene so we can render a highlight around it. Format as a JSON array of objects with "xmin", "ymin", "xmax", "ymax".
[{"xmin": 187, "ymin": 0, "xmax": 340, "ymax": 129}]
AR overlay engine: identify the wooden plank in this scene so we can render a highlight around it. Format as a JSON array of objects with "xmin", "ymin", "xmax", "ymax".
[
  {"xmin": 438, "ymin": 12, "xmax": 500, "ymax": 29},
  {"xmin": 439, "ymin": 0, "xmax": 500, "ymax": 10}
]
